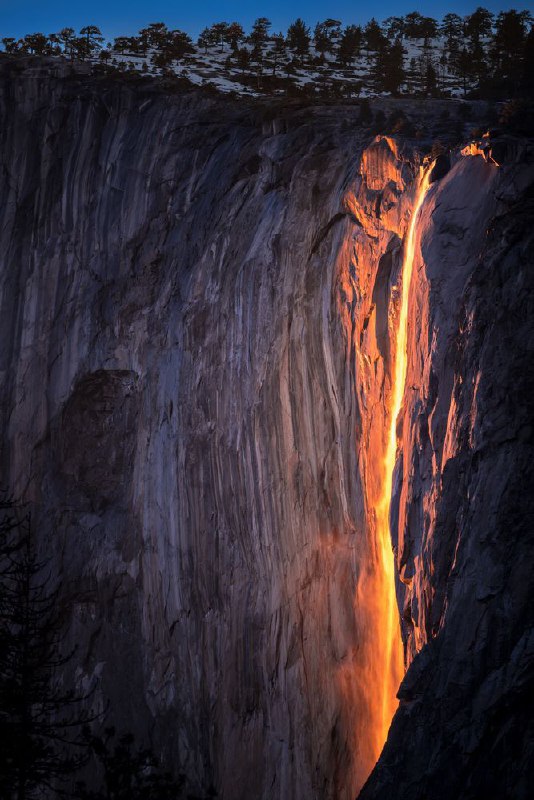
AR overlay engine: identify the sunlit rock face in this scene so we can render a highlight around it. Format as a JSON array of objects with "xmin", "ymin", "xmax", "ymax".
[
  {"xmin": 361, "ymin": 143, "xmax": 534, "ymax": 800},
  {"xmin": 0, "ymin": 60, "xmax": 533, "ymax": 800}
]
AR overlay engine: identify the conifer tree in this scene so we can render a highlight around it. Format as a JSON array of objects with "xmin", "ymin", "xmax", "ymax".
[
  {"xmin": 225, "ymin": 22, "xmax": 244, "ymax": 51},
  {"xmin": 440, "ymin": 12, "xmax": 464, "ymax": 42},
  {"xmin": 337, "ymin": 25, "xmax": 362, "ymax": 65},
  {"xmin": 271, "ymin": 33, "xmax": 286, "ymax": 75},
  {"xmin": 210, "ymin": 22, "xmax": 229, "ymax": 53},
  {"xmin": 374, "ymin": 41, "xmax": 405, "ymax": 95},
  {"xmin": 236, "ymin": 47, "xmax": 251, "ymax": 73},
  {"xmin": 287, "ymin": 19, "xmax": 310, "ymax": 57},
  {"xmin": 491, "ymin": 9, "xmax": 532, "ymax": 84},
  {"xmin": 404, "ymin": 11, "xmax": 425, "ymax": 38},
  {"xmin": 314, "ymin": 21, "xmax": 338, "ymax": 56},
  {"xmin": 139, "ymin": 22, "xmax": 168, "ymax": 53},
  {"xmin": 0, "ymin": 501, "xmax": 93, "ymax": 799},
  {"xmin": 465, "ymin": 6, "xmax": 494, "ymax": 44},
  {"xmin": 383, "ymin": 16, "xmax": 405, "ymax": 40},
  {"xmin": 76, "ymin": 727, "xmax": 186, "ymax": 800},
  {"xmin": 249, "ymin": 17, "xmax": 271, "ymax": 48},
  {"xmin": 57, "ymin": 27, "xmax": 75, "ymax": 57},
  {"xmin": 364, "ymin": 18, "xmax": 385, "ymax": 51},
  {"xmin": 3, "ymin": 37, "xmax": 19, "ymax": 53},
  {"xmin": 453, "ymin": 47, "xmax": 474, "ymax": 97},
  {"xmin": 71, "ymin": 36, "xmax": 92, "ymax": 61},
  {"xmin": 80, "ymin": 25, "xmax": 104, "ymax": 53},
  {"xmin": 197, "ymin": 28, "xmax": 214, "ymax": 54}
]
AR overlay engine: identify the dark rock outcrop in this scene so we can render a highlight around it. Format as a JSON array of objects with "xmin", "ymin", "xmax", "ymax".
[{"xmin": 428, "ymin": 151, "xmax": 450, "ymax": 182}]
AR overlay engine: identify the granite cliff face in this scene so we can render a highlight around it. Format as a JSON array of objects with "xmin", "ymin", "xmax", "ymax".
[
  {"xmin": 360, "ymin": 139, "xmax": 534, "ymax": 800},
  {"xmin": 0, "ymin": 60, "xmax": 533, "ymax": 799}
]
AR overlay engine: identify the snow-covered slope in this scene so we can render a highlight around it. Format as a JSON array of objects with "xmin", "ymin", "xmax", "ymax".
[{"xmin": 103, "ymin": 36, "xmax": 475, "ymax": 99}]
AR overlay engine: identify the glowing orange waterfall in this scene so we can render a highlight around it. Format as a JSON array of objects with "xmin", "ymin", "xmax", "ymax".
[{"xmin": 361, "ymin": 166, "xmax": 433, "ymax": 779}]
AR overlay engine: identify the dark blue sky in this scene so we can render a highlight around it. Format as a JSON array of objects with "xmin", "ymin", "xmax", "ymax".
[{"xmin": 1, "ymin": 1, "xmax": 533, "ymax": 40}]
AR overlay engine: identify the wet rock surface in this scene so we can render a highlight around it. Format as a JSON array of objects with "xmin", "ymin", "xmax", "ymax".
[
  {"xmin": 361, "ymin": 143, "xmax": 534, "ymax": 800},
  {"xmin": 0, "ymin": 59, "xmax": 533, "ymax": 799}
]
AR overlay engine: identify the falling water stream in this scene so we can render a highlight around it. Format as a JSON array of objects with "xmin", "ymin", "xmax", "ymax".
[{"xmin": 365, "ymin": 165, "xmax": 433, "ymax": 776}]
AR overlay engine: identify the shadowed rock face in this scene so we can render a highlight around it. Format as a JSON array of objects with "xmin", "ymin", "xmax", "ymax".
[
  {"xmin": 0, "ymin": 60, "xmax": 533, "ymax": 800},
  {"xmin": 57, "ymin": 369, "xmax": 139, "ymax": 507}
]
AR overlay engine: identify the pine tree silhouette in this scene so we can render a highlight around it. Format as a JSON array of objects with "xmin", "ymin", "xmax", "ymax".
[
  {"xmin": 0, "ymin": 498, "xmax": 95, "ymax": 799},
  {"xmin": 76, "ymin": 726, "xmax": 189, "ymax": 799}
]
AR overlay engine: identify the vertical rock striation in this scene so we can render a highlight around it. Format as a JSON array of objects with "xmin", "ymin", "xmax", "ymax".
[
  {"xmin": 361, "ymin": 142, "xmax": 534, "ymax": 799},
  {"xmin": 0, "ymin": 61, "xmax": 403, "ymax": 799},
  {"xmin": 1, "ymin": 59, "xmax": 533, "ymax": 799}
]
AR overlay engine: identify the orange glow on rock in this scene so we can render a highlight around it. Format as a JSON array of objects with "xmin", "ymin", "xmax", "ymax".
[
  {"xmin": 358, "ymin": 166, "xmax": 433, "ymax": 780},
  {"xmin": 461, "ymin": 140, "xmax": 500, "ymax": 166},
  {"xmin": 333, "ymin": 142, "xmax": 434, "ymax": 796}
]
